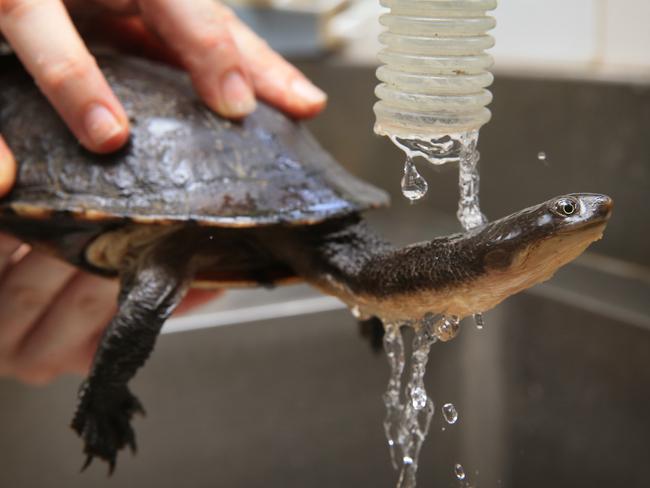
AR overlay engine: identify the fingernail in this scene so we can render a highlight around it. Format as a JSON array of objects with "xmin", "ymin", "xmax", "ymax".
[
  {"xmin": 0, "ymin": 137, "xmax": 16, "ymax": 196},
  {"xmin": 290, "ymin": 78, "xmax": 327, "ymax": 105},
  {"xmin": 84, "ymin": 103, "xmax": 124, "ymax": 148},
  {"xmin": 220, "ymin": 71, "xmax": 256, "ymax": 117}
]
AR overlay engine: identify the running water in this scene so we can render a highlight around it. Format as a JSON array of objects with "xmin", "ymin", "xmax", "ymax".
[
  {"xmin": 381, "ymin": 314, "xmax": 465, "ymax": 488},
  {"xmin": 382, "ymin": 321, "xmax": 406, "ymax": 470},
  {"xmin": 454, "ymin": 132, "xmax": 488, "ymax": 330},
  {"xmin": 454, "ymin": 463, "xmax": 467, "ymax": 480},
  {"xmin": 382, "ymin": 131, "xmax": 489, "ymax": 487},
  {"xmin": 397, "ymin": 131, "xmax": 489, "ymax": 330},
  {"xmin": 456, "ymin": 132, "xmax": 487, "ymax": 231}
]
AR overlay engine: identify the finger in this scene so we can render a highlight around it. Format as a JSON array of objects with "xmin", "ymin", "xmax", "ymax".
[
  {"xmin": 61, "ymin": 0, "xmax": 138, "ymax": 18},
  {"xmin": 174, "ymin": 288, "xmax": 224, "ymax": 316},
  {"xmin": 228, "ymin": 18, "xmax": 327, "ymax": 118},
  {"xmin": 138, "ymin": 0, "xmax": 256, "ymax": 118},
  {"xmin": 0, "ymin": 0, "xmax": 129, "ymax": 152},
  {"xmin": 0, "ymin": 250, "xmax": 77, "ymax": 359},
  {"xmin": 87, "ymin": 15, "xmax": 183, "ymax": 67},
  {"xmin": 65, "ymin": 329, "xmax": 103, "ymax": 377},
  {"xmin": 13, "ymin": 272, "xmax": 117, "ymax": 379},
  {"xmin": 69, "ymin": 0, "xmax": 139, "ymax": 16},
  {"xmin": 0, "ymin": 135, "xmax": 16, "ymax": 197},
  {"xmin": 0, "ymin": 232, "xmax": 23, "ymax": 274}
]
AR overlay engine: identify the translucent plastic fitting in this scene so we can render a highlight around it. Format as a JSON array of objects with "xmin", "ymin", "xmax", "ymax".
[{"xmin": 374, "ymin": 0, "xmax": 497, "ymax": 139}]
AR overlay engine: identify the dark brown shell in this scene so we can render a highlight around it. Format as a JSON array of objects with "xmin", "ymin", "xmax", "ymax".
[{"xmin": 0, "ymin": 55, "xmax": 388, "ymax": 226}]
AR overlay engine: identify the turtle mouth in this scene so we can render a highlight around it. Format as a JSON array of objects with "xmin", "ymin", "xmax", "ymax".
[{"xmin": 557, "ymin": 216, "xmax": 610, "ymax": 238}]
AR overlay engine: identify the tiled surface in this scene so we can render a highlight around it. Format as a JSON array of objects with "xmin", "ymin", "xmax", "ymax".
[
  {"xmin": 602, "ymin": 0, "xmax": 650, "ymax": 67},
  {"xmin": 492, "ymin": 0, "xmax": 599, "ymax": 66},
  {"xmin": 492, "ymin": 0, "xmax": 650, "ymax": 77},
  {"xmin": 335, "ymin": 0, "xmax": 650, "ymax": 81}
]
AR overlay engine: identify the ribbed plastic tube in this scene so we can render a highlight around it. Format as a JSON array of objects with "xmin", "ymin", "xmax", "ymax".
[{"xmin": 374, "ymin": 0, "xmax": 497, "ymax": 140}]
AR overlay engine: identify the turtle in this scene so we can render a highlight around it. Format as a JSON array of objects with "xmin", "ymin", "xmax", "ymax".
[{"xmin": 0, "ymin": 54, "xmax": 612, "ymax": 471}]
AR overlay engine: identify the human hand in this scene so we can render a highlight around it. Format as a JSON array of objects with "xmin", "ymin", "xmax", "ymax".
[
  {"xmin": 0, "ymin": 0, "xmax": 326, "ymax": 383},
  {"xmin": 0, "ymin": 0, "xmax": 327, "ymax": 188},
  {"xmin": 0, "ymin": 233, "xmax": 220, "ymax": 384}
]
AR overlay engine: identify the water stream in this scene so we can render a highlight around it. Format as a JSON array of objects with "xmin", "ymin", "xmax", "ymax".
[
  {"xmin": 380, "ymin": 131, "xmax": 489, "ymax": 487},
  {"xmin": 379, "ymin": 313, "xmax": 468, "ymax": 488}
]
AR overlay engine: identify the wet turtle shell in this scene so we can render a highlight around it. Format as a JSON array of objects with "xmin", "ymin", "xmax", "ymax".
[{"xmin": 0, "ymin": 55, "xmax": 388, "ymax": 226}]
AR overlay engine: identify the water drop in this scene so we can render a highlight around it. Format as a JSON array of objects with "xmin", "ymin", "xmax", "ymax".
[
  {"xmin": 147, "ymin": 117, "xmax": 183, "ymax": 137},
  {"xmin": 454, "ymin": 463, "xmax": 466, "ymax": 480},
  {"xmin": 443, "ymin": 403, "xmax": 458, "ymax": 424},
  {"xmin": 350, "ymin": 305, "xmax": 361, "ymax": 319},
  {"xmin": 401, "ymin": 158, "xmax": 428, "ymax": 201},
  {"xmin": 411, "ymin": 386, "xmax": 427, "ymax": 410},
  {"xmin": 474, "ymin": 313, "xmax": 484, "ymax": 330},
  {"xmin": 435, "ymin": 315, "xmax": 460, "ymax": 342},
  {"xmin": 537, "ymin": 151, "xmax": 547, "ymax": 161},
  {"xmin": 380, "ymin": 318, "xmax": 438, "ymax": 486}
]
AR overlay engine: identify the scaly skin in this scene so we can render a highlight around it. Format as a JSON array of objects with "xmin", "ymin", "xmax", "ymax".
[
  {"xmin": 0, "ymin": 187, "xmax": 612, "ymax": 472},
  {"xmin": 270, "ymin": 193, "xmax": 613, "ymax": 322},
  {"xmin": 0, "ymin": 52, "xmax": 613, "ymax": 473}
]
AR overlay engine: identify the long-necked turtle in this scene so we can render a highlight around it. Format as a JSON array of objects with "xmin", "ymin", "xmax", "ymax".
[{"xmin": 0, "ymin": 54, "xmax": 612, "ymax": 470}]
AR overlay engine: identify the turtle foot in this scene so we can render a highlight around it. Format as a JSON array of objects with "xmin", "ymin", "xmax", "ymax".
[
  {"xmin": 358, "ymin": 317, "xmax": 385, "ymax": 354},
  {"xmin": 71, "ymin": 381, "xmax": 145, "ymax": 474}
]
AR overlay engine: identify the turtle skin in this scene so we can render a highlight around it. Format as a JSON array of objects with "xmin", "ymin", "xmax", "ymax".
[
  {"xmin": 0, "ymin": 53, "xmax": 390, "ymax": 472},
  {"xmin": 0, "ymin": 54, "xmax": 613, "ymax": 473}
]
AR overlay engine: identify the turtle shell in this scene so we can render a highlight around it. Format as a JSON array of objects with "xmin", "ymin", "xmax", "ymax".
[{"xmin": 0, "ymin": 55, "xmax": 388, "ymax": 226}]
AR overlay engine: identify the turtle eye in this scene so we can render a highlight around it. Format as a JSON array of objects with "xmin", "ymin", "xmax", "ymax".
[{"xmin": 552, "ymin": 197, "xmax": 579, "ymax": 217}]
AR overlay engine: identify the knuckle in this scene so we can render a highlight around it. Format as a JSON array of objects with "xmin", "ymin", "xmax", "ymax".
[
  {"xmin": 0, "ymin": 233, "xmax": 20, "ymax": 255},
  {"xmin": 195, "ymin": 28, "xmax": 236, "ymax": 54},
  {"xmin": 38, "ymin": 53, "xmax": 96, "ymax": 92},
  {"xmin": 73, "ymin": 292, "xmax": 110, "ymax": 317},
  {"xmin": 10, "ymin": 284, "xmax": 49, "ymax": 310},
  {"xmin": 216, "ymin": 5, "xmax": 236, "ymax": 22},
  {"xmin": 16, "ymin": 368, "xmax": 56, "ymax": 385}
]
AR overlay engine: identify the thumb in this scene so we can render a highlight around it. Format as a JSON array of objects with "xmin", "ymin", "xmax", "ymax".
[{"xmin": 0, "ymin": 135, "xmax": 17, "ymax": 197}]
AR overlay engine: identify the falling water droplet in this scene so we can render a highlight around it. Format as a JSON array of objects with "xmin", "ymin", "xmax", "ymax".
[
  {"xmin": 380, "ymin": 318, "xmax": 439, "ymax": 486},
  {"xmin": 442, "ymin": 403, "xmax": 458, "ymax": 424},
  {"xmin": 454, "ymin": 463, "xmax": 466, "ymax": 480},
  {"xmin": 537, "ymin": 151, "xmax": 547, "ymax": 161},
  {"xmin": 474, "ymin": 313, "xmax": 484, "ymax": 330},
  {"xmin": 411, "ymin": 386, "xmax": 427, "ymax": 410},
  {"xmin": 401, "ymin": 158, "xmax": 428, "ymax": 201},
  {"xmin": 435, "ymin": 315, "xmax": 460, "ymax": 342},
  {"xmin": 350, "ymin": 305, "xmax": 362, "ymax": 319}
]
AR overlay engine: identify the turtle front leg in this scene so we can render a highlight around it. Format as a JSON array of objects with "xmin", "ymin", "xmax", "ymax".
[{"xmin": 71, "ymin": 257, "xmax": 191, "ymax": 473}]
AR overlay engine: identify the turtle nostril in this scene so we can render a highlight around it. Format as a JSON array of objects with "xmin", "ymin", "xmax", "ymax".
[{"xmin": 598, "ymin": 195, "xmax": 613, "ymax": 218}]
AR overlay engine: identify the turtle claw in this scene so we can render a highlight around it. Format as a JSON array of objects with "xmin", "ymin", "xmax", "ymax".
[
  {"xmin": 71, "ymin": 382, "xmax": 144, "ymax": 473},
  {"xmin": 358, "ymin": 317, "xmax": 385, "ymax": 354},
  {"xmin": 80, "ymin": 454, "xmax": 94, "ymax": 472}
]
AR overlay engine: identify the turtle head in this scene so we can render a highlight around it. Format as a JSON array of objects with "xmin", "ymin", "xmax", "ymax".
[
  {"xmin": 479, "ymin": 193, "xmax": 612, "ymax": 271},
  {"xmin": 462, "ymin": 193, "xmax": 613, "ymax": 313}
]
